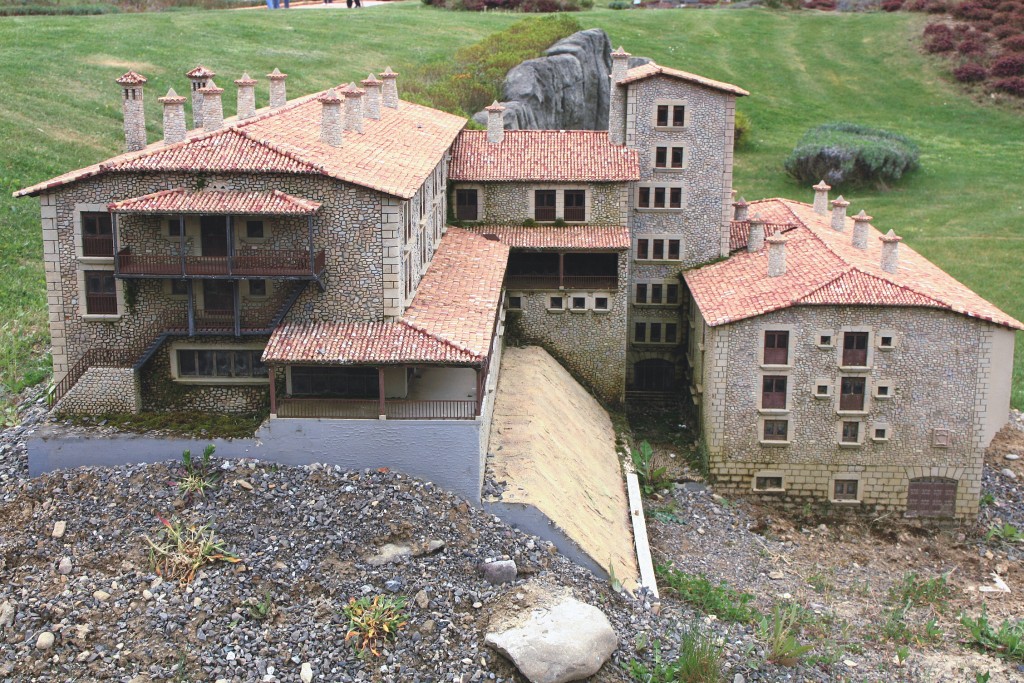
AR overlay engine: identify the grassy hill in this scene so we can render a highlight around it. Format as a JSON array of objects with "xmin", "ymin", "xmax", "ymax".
[{"xmin": 1, "ymin": 4, "xmax": 1022, "ymax": 406}]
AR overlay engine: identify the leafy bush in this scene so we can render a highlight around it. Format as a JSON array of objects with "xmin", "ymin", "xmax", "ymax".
[
  {"xmin": 630, "ymin": 440, "xmax": 670, "ymax": 495},
  {"xmin": 926, "ymin": 35, "xmax": 957, "ymax": 52},
  {"xmin": 954, "ymin": 62, "xmax": 989, "ymax": 81},
  {"xmin": 958, "ymin": 38, "xmax": 988, "ymax": 53},
  {"xmin": 961, "ymin": 605, "xmax": 1024, "ymax": 661},
  {"xmin": 656, "ymin": 565, "xmax": 758, "ymax": 623},
  {"xmin": 887, "ymin": 572, "xmax": 952, "ymax": 610},
  {"xmin": 734, "ymin": 110, "xmax": 752, "ymax": 147},
  {"xmin": 986, "ymin": 522, "xmax": 1024, "ymax": 542},
  {"xmin": 625, "ymin": 630, "xmax": 723, "ymax": 683},
  {"xmin": 882, "ymin": 0, "xmax": 904, "ymax": 10},
  {"xmin": 991, "ymin": 53, "xmax": 1024, "ymax": 75},
  {"xmin": 924, "ymin": 21, "xmax": 954, "ymax": 36},
  {"xmin": 608, "ymin": 0, "xmax": 630, "ymax": 6},
  {"xmin": 1003, "ymin": 35, "xmax": 1024, "ymax": 50},
  {"xmin": 343, "ymin": 595, "xmax": 409, "ymax": 656},
  {"xmin": 784, "ymin": 122, "xmax": 921, "ymax": 188},
  {"xmin": 993, "ymin": 76, "xmax": 1024, "ymax": 94}
]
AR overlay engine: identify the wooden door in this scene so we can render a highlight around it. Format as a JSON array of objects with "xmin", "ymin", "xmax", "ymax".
[
  {"xmin": 200, "ymin": 216, "xmax": 229, "ymax": 256},
  {"xmin": 906, "ymin": 477, "xmax": 957, "ymax": 517},
  {"xmin": 202, "ymin": 280, "xmax": 234, "ymax": 315}
]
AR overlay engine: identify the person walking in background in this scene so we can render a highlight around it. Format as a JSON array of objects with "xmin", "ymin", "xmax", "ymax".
[{"xmin": 346, "ymin": 0, "xmax": 353, "ymax": 7}]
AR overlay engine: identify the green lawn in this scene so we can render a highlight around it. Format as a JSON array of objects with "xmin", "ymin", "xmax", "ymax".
[{"xmin": 1, "ymin": 4, "xmax": 1022, "ymax": 406}]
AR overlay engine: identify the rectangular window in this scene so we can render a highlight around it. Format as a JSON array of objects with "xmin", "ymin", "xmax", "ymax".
[
  {"xmin": 638, "ymin": 187, "xmax": 651, "ymax": 208},
  {"xmin": 755, "ymin": 475, "xmax": 784, "ymax": 489},
  {"xmin": 81, "ymin": 212, "xmax": 113, "ymax": 257},
  {"xmin": 669, "ymin": 188, "xmax": 682, "ymax": 209},
  {"xmin": 534, "ymin": 190, "xmax": 556, "ymax": 222},
  {"xmin": 635, "ymin": 283, "xmax": 648, "ymax": 304},
  {"xmin": 636, "ymin": 239, "xmax": 649, "ymax": 260},
  {"xmin": 879, "ymin": 334, "xmax": 895, "ymax": 349},
  {"xmin": 666, "ymin": 283, "xmax": 679, "ymax": 304},
  {"xmin": 762, "ymin": 421, "xmax": 788, "ymax": 442},
  {"xmin": 842, "ymin": 331, "xmax": 869, "ymax": 367},
  {"xmin": 635, "ymin": 238, "xmax": 682, "ymax": 262},
  {"xmin": 404, "ymin": 254, "xmax": 413, "ymax": 297},
  {"xmin": 840, "ymin": 376, "xmax": 866, "ymax": 411},
  {"xmin": 874, "ymin": 426, "xmax": 889, "ymax": 440},
  {"xmin": 290, "ymin": 366, "xmax": 375, "ymax": 397},
  {"xmin": 656, "ymin": 105, "xmax": 669, "ymax": 127},
  {"xmin": 833, "ymin": 480, "xmax": 858, "ymax": 500},
  {"xmin": 84, "ymin": 270, "xmax": 117, "ymax": 315},
  {"xmin": 167, "ymin": 219, "xmax": 182, "ymax": 238},
  {"xmin": 763, "ymin": 330, "xmax": 789, "ymax": 365},
  {"xmin": 841, "ymin": 421, "xmax": 860, "ymax": 444},
  {"xmin": 246, "ymin": 220, "xmax": 265, "ymax": 239},
  {"xmin": 170, "ymin": 279, "xmax": 188, "ymax": 297},
  {"xmin": 876, "ymin": 384, "xmax": 891, "ymax": 398},
  {"xmin": 176, "ymin": 349, "xmax": 267, "ymax": 380},
  {"xmin": 665, "ymin": 323, "xmax": 677, "ymax": 344},
  {"xmin": 594, "ymin": 296, "xmax": 609, "ymax": 311},
  {"xmin": 818, "ymin": 333, "xmax": 833, "ymax": 347},
  {"xmin": 634, "ymin": 322, "xmax": 646, "ymax": 343},
  {"xmin": 656, "ymin": 104, "xmax": 686, "ymax": 128},
  {"xmin": 671, "ymin": 147, "xmax": 684, "ymax": 168},
  {"xmin": 762, "ymin": 376, "xmax": 788, "ymax": 410},
  {"xmin": 650, "ymin": 284, "xmax": 663, "ymax": 304},
  {"xmin": 638, "ymin": 186, "xmax": 683, "ymax": 210},
  {"xmin": 571, "ymin": 296, "xmax": 587, "ymax": 310},
  {"xmin": 652, "ymin": 240, "xmax": 665, "ymax": 260},
  {"xmin": 814, "ymin": 383, "xmax": 830, "ymax": 397},
  {"xmin": 564, "ymin": 190, "xmax": 586, "ymax": 222},
  {"xmin": 549, "ymin": 296, "xmax": 564, "ymax": 310},
  {"xmin": 653, "ymin": 187, "xmax": 666, "ymax": 209},
  {"xmin": 507, "ymin": 295, "xmax": 522, "ymax": 310},
  {"xmin": 649, "ymin": 323, "xmax": 662, "ymax": 343},
  {"xmin": 655, "ymin": 147, "xmax": 668, "ymax": 168},
  {"xmin": 672, "ymin": 105, "xmax": 686, "ymax": 127},
  {"xmin": 667, "ymin": 240, "xmax": 680, "ymax": 260},
  {"xmin": 455, "ymin": 189, "xmax": 478, "ymax": 221},
  {"xmin": 248, "ymin": 279, "xmax": 267, "ymax": 297}
]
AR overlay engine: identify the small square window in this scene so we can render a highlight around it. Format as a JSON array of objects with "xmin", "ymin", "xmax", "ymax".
[
  {"xmin": 814, "ymin": 384, "xmax": 830, "ymax": 397},
  {"xmin": 248, "ymin": 279, "xmax": 267, "ymax": 297},
  {"xmin": 548, "ymin": 296, "xmax": 564, "ymax": 310},
  {"xmin": 873, "ymin": 427, "xmax": 889, "ymax": 441},
  {"xmin": 246, "ymin": 221, "xmax": 265, "ymax": 239},
  {"xmin": 167, "ymin": 219, "xmax": 183, "ymax": 238},
  {"xmin": 817, "ymin": 334, "xmax": 833, "ymax": 347},
  {"xmin": 594, "ymin": 297, "xmax": 609, "ymax": 311},
  {"xmin": 879, "ymin": 335, "xmax": 894, "ymax": 349},
  {"xmin": 841, "ymin": 421, "xmax": 860, "ymax": 444},
  {"xmin": 507, "ymin": 295, "xmax": 522, "ymax": 310},
  {"xmin": 833, "ymin": 479, "xmax": 858, "ymax": 500},
  {"xmin": 170, "ymin": 279, "xmax": 188, "ymax": 296},
  {"xmin": 571, "ymin": 296, "xmax": 587, "ymax": 310},
  {"xmin": 755, "ymin": 475, "xmax": 783, "ymax": 490},
  {"xmin": 763, "ymin": 420, "xmax": 788, "ymax": 442},
  {"xmin": 876, "ymin": 384, "xmax": 891, "ymax": 397}
]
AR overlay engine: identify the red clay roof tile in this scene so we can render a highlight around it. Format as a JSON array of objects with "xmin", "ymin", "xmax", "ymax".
[
  {"xmin": 108, "ymin": 188, "xmax": 321, "ymax": 215},
  {"xmin": 463, "ymin": 225, "xmax": 630, "ymax": 250},
  {"xmin": 618, "ymin": 62, "xmax": 748, "ymax": 96}
]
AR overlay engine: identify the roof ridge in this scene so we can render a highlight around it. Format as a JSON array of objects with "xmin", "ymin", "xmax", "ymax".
[
  {"xmin": 396, "ymin": 319, "xmax": 483, "ymax": 361},
  {"xmin": 233, "ymin": 127, "xmax": 325, "ymax": 174}
]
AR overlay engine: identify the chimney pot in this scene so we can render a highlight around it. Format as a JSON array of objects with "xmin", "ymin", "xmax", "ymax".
[
  {"xmin": 747, "ymin": 212, "xmax": 765, "ymax": 253},
  {"xmin": 185, "ymin": 65, "xmax": 215, "ymax": 129},
  {"xmin": 879, "ymin": 229, "xmax": 902, "ymax": 274},
  {"xmin": 158, "ymin": 88, "xmax": 187, "ymax": 145},
  {"xmin": 198, "ymin": 81, "xmax": 224, "ymax": 131},
  {"xmin": 812, "ymin": 179, "xmax": 831, "ymax": 215},
  {"xmin": 485, "ymin": 101, "xmax": 506, "ymax": 144},
  {"xmin": 733, "ymin": 196, "xmax": 749, "ymax": 222},
  {"xmin": 267, "ymin": 68, "xmax": 288, "ymax": 108},
  {"xmin": 852, "ymin": 210, "xmax": 872, "ymax": 250},
  {"xmin": 830, "ymin": 195, "xmax": 850, "ymax": 231},
  {"xmin": 235, "ymin": 73, "xmax": 257, "ymax": 120},
  {"xmin": 116, "ymin": 71, "xmax": 148, "ymax": 152},
  {"xmin": 608, "ymin": 47, "xmax": 631, "ymax": 146},
  {"xmin": 361, "ymin": 73, "xmax": 382, "ymax": 120},
  {"xmin": 319, "ymin": 88, "xmax": 343, "ymax": 147},
  {"xmin": 767, "ymin": 233, "xmax": 787, "ymax": 277},
  {"xmin": 379, "ymin": 67, "xmax": 399, "ymax": 109},
  {"xmin": 342, "ymin": 83, "xmax": 364, "ymax": 133}
]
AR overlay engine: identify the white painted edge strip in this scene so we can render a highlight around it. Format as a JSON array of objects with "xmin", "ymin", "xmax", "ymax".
[{"xmin": 625, "ymin": 470, "xmax": 659, "ymax": 602}]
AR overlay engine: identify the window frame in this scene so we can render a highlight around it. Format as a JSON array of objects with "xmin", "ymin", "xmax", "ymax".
[
  {"xmin": 831, "ymin": 477, "xmax": 861, "ymax": 503},
  {"xmin": 169, "ymin": 342, "xmax": 269, "ymax": 385},
  {"xmin": 653, "ymin": 99, "xmax": 689, "ymax": 129},
  {"xmin": 838, "ymin": 420, "xmax": 864, "ymax": 447},
  {"xmin": 762, "ymin": 330, "xmax": 791, "ymax": 366},
  {"xmin": 752, "ymin": 471, "xmax": 785, "ymax": 491},
  {"xmin": 760, "ymin": 374, "xmax": 789, "ymax": 412},
  {"xmin": 841, "ymin": 330, "xmax": 872, "ymax": 369},
  {"xmin": 838, "ymin": 375, "xmax": 868, "ymax": 413},
  {"xmin": 534, "ymin": 189, "xmax": 557, "ymax": 222},
  {"xmin": 634, "ymin": 236, "xmax": 684, "ymax": 263},
  {"xmin": 759, "ymin": 417, "xmax": 791, "ymax": 445},
  {"xmin": 455, "ymin": 188, "xmax": 479, "ymax": 222},
  {"xmin": 636, "ymin": 184, "xmax": 684, "ymax": 211},
  {"xmin": 506, "ymin": 293, "xmax": 523, "ymax": 311},
  {"xmin": 634, "ymin": 279, "xmax": 680, "ymax": 306}
]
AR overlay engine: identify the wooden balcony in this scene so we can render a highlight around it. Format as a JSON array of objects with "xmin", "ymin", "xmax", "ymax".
[
  {"xmin": 505, "ymin": 274, "xmax": 618, "ymax": 291},
  {"xmin": 82, "ymin": 235, "xmax": 114, "ymax": 258},
  {"xmin": 116, "ymin": 248, "xmax": 326, "ymax": 279},
  {"xmin": 276, "ymin": 398, "xmax": 477, "ymax": 420}
]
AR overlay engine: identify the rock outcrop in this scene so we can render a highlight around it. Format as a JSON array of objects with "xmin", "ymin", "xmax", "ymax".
[{"xmin": 472, "ymin": 29, "xmax": 649, "ymax": 131}]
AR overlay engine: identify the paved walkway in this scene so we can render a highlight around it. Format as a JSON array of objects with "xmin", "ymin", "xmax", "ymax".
[{"xmin": 487, "ymin": 346, "xmax": 639, "ymax": 590}]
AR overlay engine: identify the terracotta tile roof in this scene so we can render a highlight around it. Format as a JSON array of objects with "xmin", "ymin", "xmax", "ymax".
[
  {"xmin": 618, "ymin": 62, "xmax": 749, "ymax": 96},
  {"xmin": 264, "ymin": 228, "xmax": 509, "ymax": 365},
  {"xmin": 186, "ymin": 65, "xmax": 215, "ymax": 79},
  {"xmin": 108, "ymin": 188, "xmax": 321, "ymax": 215},
  {"xmin": 463, "ymin": 225, "xmax": 631, "ymax": 250},
  {"xmin": 15, "ymin": 88, "xmax": 466, "ymax": 200},
  {"xmin": 685, "ymin": 198, "xmax": 1023, "ymax": 330},
  {"xmin": 449, "ymin": 130, "xmax": 640, "ymax": 182}
]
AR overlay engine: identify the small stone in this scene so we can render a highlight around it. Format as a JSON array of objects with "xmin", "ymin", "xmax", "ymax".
[
  {"xmin": 57, "ymin": 557, "xmax": 73, "ymax": 575},
  {"xmin": 52, "ymin": 521, "xmax": 66, "ymax": 539},
  {"xmin": 142, "ymin": 590, "xmax": 153, "ymax": 600},
  {"xmin": 734, "ymin": 675, "xmax": 745, "ymax": 683},
  {"xmin": 235, "ymin": 479, "xmax": 254, "ymax": 491},
  {"xmin": 481, "ymin": 560, "xmax": 517, "ymax": 585},
  {"xmin": 844, "ymin": 659, "xmax": 858, "ymax": 667},
  {"xmin": 768, "ymin": 570, "xmax": 785, "ymax": 580},
  {"xmin": 300, "ymin": 662, "xmax": 313, "ymax": 683},
  {"xmin": 384, "ymin": 579, "xmax": 403, "ymax": 593},
  {"xmin": 36, "ymin": 631, "xmax": 55, "ymax": 650},
  {"xmin": 0, "ymin": 601, "xmax": 15, "ymax": 628},
  {"xmin": 1001, "ymin": 468, "xmax": 1017, "ymax": 480},
  {"xmin": 93, "ymin": 590, "xmax": 111, "ymax": 602},
  {"xmin": 420, "ymin": 619, "xmax": 437, "ymax": 635},
  {"xmin": 1005, "ymin": 453, "xmax": 1020, "ymax": 461},
  {"xmin": 366, "ymin": 543, "xmax": 412, "ymax": 566},
  {"xmin": 414, "ymin": 589, "xmax": 430, "ymax": 609},
  {"xmin": 473, "ymin": 601, "xmax": 483, "ymax": 609}
]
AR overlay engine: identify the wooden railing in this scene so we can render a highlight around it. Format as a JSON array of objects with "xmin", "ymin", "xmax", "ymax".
[
  {"xmin": 276, "ymin": 398, "xmax": 477, "ymax": 420},
  {"xmin": 505, "ymin": 274, "xmax": 618, "ymax": 291},
  {"xmin": 82, "ymin": 235, "xmax": 114, "ymax": 257},
  {"xmin": 564, "ymin": 206, "xmax": 585, "ymax": 222},
  {"xmin": 52, "ymin": 348, "xmax": 133, "ymax": 406},
  {"xmin": 117, "ymin": 248, "xmax": 325, "ymax": 278},
  {"xmin": 85, "ymin": 292, "xmax": 118, "ymax": 315}
]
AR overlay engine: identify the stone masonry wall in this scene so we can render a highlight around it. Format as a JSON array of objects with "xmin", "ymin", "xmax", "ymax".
[
  {"xmin": 456, "ymin": 182, "xmax": 627, "ymax": 226},
  {"xmin": 507, "ymin": 251, "xmax": 628, "ymax": 404},
  {"xmin": 700, "ymin": 305, "xmax": 993, "ymax": 518},
  {"xmin": 54, "ymin": 366, "xmax": 141, "ymax": 415}
]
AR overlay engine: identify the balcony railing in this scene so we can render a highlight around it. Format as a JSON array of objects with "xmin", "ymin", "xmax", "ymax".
[
  {"xmin": 116, "ymin": 248, "xmax": 326, "ymax": 278},
  {"xmin": 82, "ymin": 235, "xmax": 114, "ymax": 258},
  {"xmin": 85, "ymin": 292, "xmax": 118, "ymax": 315},
  {"xmin": 564, "ymin": 205, "xmax": 585, "ymax": 222},
  {"xmin": 163, "ymin": 303, "xmax": 282, "ymax": 333},
  {"xmin": 276, "ymin": 398, "xmax": 477, "ymax": 420},
  {"xmin": 505, "ymin": 274, "xmax": 618, "ymax": 291},
  {"xmin": 534, "ymin": 206, "xmax": 556, "ymax": 222}
]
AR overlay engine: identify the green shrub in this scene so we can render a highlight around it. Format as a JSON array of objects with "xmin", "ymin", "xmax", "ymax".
[
  {"xmin": 608, "ymin": 0, "xmax": 631, "ymax": 7},
  {"xmin": 734, "ymin": 110, "xmax": 752, "ymax": 147},
  {"xmin": 656, "ymin": 565, "xmax": 758, "ymax": 623},
  {"xmin": 625, "ymin": 630, "xmax": 723, "ymax": 683},
  {"xmin": 887, "ymin": 572, "xmax": 952, "ymax": 610},
  {"xmin": 783, "ymin": 122, "xmax": 920, "ymax": 188},
  {"xmin": 631, "ymin": 440, "xmax": 670, "ymax": 495},
  {"xmin": 961, "ymin": 605, "xmax": 1024, "ymax": 661},
  {"xmin": 986, "ymin": 522, "xmax": 1024, "ymax": 543}
]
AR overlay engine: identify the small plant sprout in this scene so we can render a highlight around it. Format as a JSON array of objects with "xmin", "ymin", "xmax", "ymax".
[
  {"xmin": 979, "ymin": 491, "xmax": 995, "ymax": 507},
  {"xmin": 248, "ymin": 590, "xmax": 274, "ymax": 621},
  {"xmin": 630, "ymin": 440, "xmax": 670, "ymax": 496},
  {"xmin": 986, "ymin": 523, "xmax": 1024, "ymax": 544},
  {"xmin": 896, "ymin": 645, "xmax": 909, "ymax": 666},
  {"xmin": 176, "ymin": 444, "xmax": 221, "ymax": 498},
  {"xmin": 143, "ymin": 517, "xmax": 240, "ymax": 584},
  {"xmin": 757, "ymin": 604, "xmax": 813, "ymax": 666},
  {"xmin": 960, "ymin": 605, "xmax": 1024, "ymax": 661},
  {"xmin": 343, "ymin": 595, "xmax": 409, "ymax": 656},
  {"xmin": 625, "ymin": 629, "xmax": 723, "ymax": 683}
]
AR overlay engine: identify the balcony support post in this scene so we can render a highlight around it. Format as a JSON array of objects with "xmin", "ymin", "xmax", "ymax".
[
  {"xmin": 227, "ymin": 215, "xmax": 235, "ymax": 276},
  {"xmin": 559, "ymin": 252, "xmax": 566, "ymax": 289},
  {"xmin": 186, "ymin": 280, "xmax": 195, "ymax": 336},
  {"xmin": 268, "ymin": 366, "xmax": 277, "ymax": 416},
  {"xmin": 111, "ymin": 214, "xmax": 120, "ymax": 275},
  {"xmin": 377, "ymin": 367, "xmax": 386, "ymax": 418},
  {"xmin": 307, "ymin": 216, "xmax": 315, "ymax": 275},
  {"xmin": 233, "ymin": 281, "xmax": 241, "ymax": 337},
  {"xmin": 178, "ymin": 214, "xmax": 186, "ymax": 277}
]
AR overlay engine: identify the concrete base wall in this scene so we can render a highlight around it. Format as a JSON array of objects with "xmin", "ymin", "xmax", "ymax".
[
  {"xmin": 483, "ymin": 500, "xmax": 606, "ymax": 578},
  {"xmin": 54, "ymin": 366, "xmax": 141, "ymax": 416}
]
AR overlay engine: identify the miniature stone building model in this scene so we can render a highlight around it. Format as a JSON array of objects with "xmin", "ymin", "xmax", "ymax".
[{"xmin": 16, "ymin": 50, "xmax": 1019, "ymax": 519}]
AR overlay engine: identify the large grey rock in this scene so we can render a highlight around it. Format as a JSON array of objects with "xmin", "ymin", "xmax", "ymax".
[
  {"xmin": 486, "ymin": 589, "xmax": 617, "ymax": 683},
  {"xmin": 481, "ymin": 559, "xmax": 518, "ymax": 585},
  {"xmin": 365, "ymin": 542, "xmax": 412, "ymax": 566}
]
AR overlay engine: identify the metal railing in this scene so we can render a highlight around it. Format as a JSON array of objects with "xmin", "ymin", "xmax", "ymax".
[
  {"xmin": 505, "ymin": 274, "xmax": 618, "ymax": 291},
  {"xmin": 85, "ymin": 293, "xmax": 118, "ymax": 315},
  {"xmin": 117, "ymin": 248, "xmax": 325, "ymax": 278},
  {"xmin": 276, "ymin": 398, "xmax": 477, "ymax": 420},
  {"xmin": 82, "ymin": 235, "xmax": 114, "ymax": 258},
  {"xmin": 564, "ymin": 205, "xmax": 585, "ymax": 222}
]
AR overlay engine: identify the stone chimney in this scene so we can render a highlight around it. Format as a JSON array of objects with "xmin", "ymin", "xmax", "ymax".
[
  {"xmin": 342, "ymin": 83, "xmax": 364, "ymax": 133},
  {"xmin": 268, "ymin": 68, "xmax": 287, "ymax": 108},
  {"xmin": 767, "ymin": 233, "xmax": 787, "ymax": 277},
  {"xmin": 733, "ymin": 196, "xmax": 749, "ymax": 222},
  {"xmin": 199, "ymin": 81, "xmax": 224, "ymax": 131},
  {"xmin": 830, "ymin": 195, "xmax": 850, "ymax": 231},
  {"xmin": 116, "ymin": 71, "xmax": 148, "ymax": 152},
  {"xmin": 879, "ymin": 230, "xmax": 902, "ymax": 274},
  {"xmin": 852, "ymin": 210, "xmax": 872, "ymax": 250},
  {"xmin": 158, "ymin": 88, "xmax": 187, "ymax": 145},
  {"xmin": 608, "ymin": 46, "xmax": 631, "ymax": 146},
  {"xmin": 361, "ymin": 73, "xmax": 382, "ymax": 120},
  {"xmin": 485, "ymin": 101, "xmax": 506, "ymax": 144},
  {"xmin": 235, "ymin": 73, "xmax": 257, "ymax": 120},
  {"xmin": 747, "ymin": 213, "xmax": 765, "ymax": 253},
  {"xmin": 812, "ymin": 180, "xmax": 831, "ymax": 215},
  {"xmin": 319, "ymin": 88, "xmax": 343, "ymax": 147},
  {"xmin": 380, "ymin": 67, "xmax": 399, "ymax": 109},
  {"xmin": 185, "ymin": 65, "xmax": 215, "ymax": 129}
]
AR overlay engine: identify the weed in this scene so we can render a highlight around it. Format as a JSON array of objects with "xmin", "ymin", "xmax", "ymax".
[
  {"xmin": 649, "ymin": 502, "xmax": 687, "ymax": 525},
  {"xmin": 887, "ymin": 572, "xmax": 952, "ymax": 610},
  {"xmin": 960, "ymin": 605, "xmax": 1024, "ymax": 661},
  {"xmin": 986, "ymin": 522, "xmax": 1024, "ymax": 543},
  {"xmin": 1, "ymin": 405, "xmax": 18, "ymax": 429},
  {"xmin": 896, "ymin": 645, "xmax": 910, "ymax": 665},
  {"xmin": 655, "ymin": 565, "xmax": 758, "ymax": 623},
  {"xmin": 757, "ymin": 604, "xmax": 813, "ymax": 666},
  {"xmin": 143, "ymin": 517, "xmax": 240, "ymax": 584},
  {"xmin": 980, "ymin": 491, "xmax": 996, "ymax": 507},
  {"xmin": 625, "ymin": 630, "xmax": 723, "ymax": 683},
  {"xmin": 247, "ymin": 590, "xmax": 274, "ymax": 621},
  {"xmin": 176, "ymin": 444, "xmax": 220, "ymax": 498},
  {"xmin": 976, "ymin": 671, "xmax": 991, "ymax": 683},
  {"xmin": 342, "ymin": 595, "xmax": 408, "ymax": 657},
  {"xmin": 631, "ymin": 440, "xmax": 671, "ymax": 495},
  {"xmin": 807, "ymin": 572, "xmax": 831, "ymax": 594}
]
